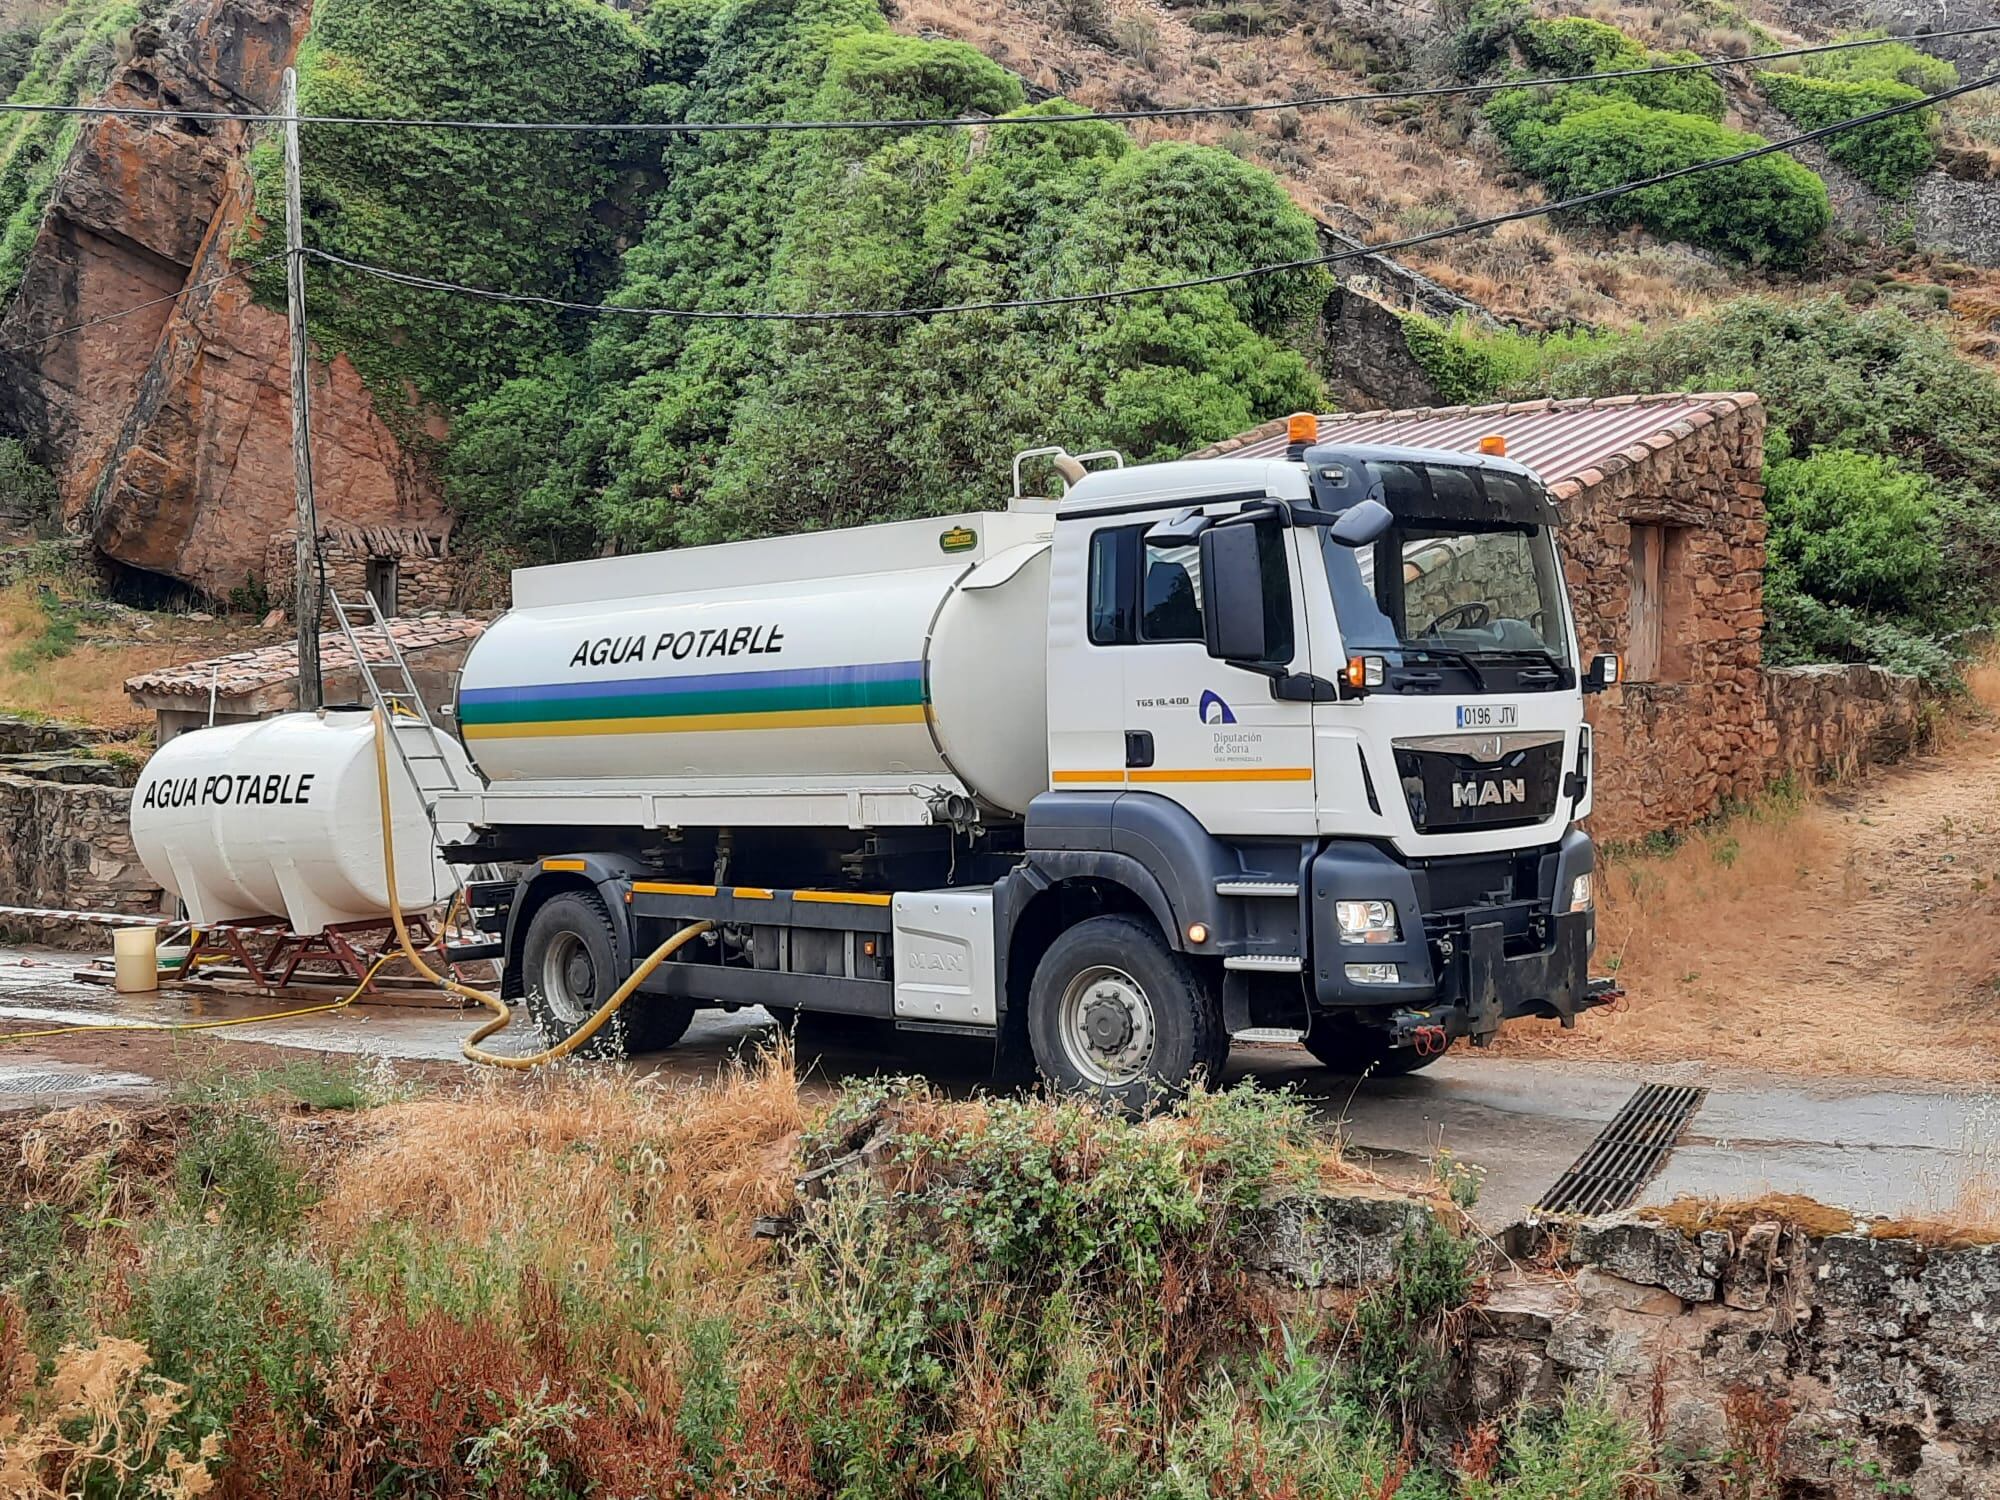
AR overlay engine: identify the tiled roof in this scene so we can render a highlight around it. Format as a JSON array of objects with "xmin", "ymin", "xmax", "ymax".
[
  {"xmin": 1188, "ymin": 393, "xmax": 1761, "ymax": 501},
  {"xmin": 125, "ymin": 615, "xmax": 488, "ymax": 701}
]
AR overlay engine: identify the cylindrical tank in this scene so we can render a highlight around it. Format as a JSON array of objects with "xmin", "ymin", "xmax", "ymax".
[
  {"xmin": 131, "ymin": 710, "xmax": 473, "ymax": 933},
  {"xmin": 456, "ymin": 542, "xmax": 1053, "ymax": 816}
]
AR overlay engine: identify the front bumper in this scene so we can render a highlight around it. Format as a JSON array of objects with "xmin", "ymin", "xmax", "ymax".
[{"xmin": 1307, "ymin": 829, "xmax": 1601, "ymax": 1039}]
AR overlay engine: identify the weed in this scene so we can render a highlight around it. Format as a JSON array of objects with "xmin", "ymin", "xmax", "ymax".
[
  {"xmin": 173, "ymin": 1056, "xmax": 403, "ymax": 1113},
  {"xmin": 172, "ymin": 1114, "xmax": 315, "ymax": 1238},
  {"xmin": 1345, "ymin": 1215, "xmax": 1476, "ymax": 1417}
]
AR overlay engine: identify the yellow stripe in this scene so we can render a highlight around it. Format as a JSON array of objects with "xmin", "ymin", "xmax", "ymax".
[
  {"xmin": 541, "ymin": 858, "xmax": 587, "ymax": 872},
  {"xmin": 462, "ymin": 705, "xmax": 927, "ymax": 740},
  {"xmin": 631, "ymin": 881, "xmax": 718, "ymax": 897},
  {"xmin": 794, "ymin": 890, "xmax": 893, "ymax": 907},
  {"xmin": 1051, "ymin": 767, "xmax": 1315, "ymax": 785},
  {"xmin": 734, "ymin": 887, "xmax": 775, "ymax": 900}
]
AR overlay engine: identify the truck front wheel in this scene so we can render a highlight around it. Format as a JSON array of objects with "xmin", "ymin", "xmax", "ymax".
[
  {"xmin": 521, "ymin": 891, "xmax": 696, "ymax": 1059},
  {"xmin": 1028, "ymin": 915, "xmax": 1225, "ymax": 1111}
]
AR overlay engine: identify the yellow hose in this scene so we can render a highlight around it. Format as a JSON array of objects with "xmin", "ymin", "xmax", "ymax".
[{"xmin": 370, "ymin": 709, "xmax": 712, "ymax": 1070}]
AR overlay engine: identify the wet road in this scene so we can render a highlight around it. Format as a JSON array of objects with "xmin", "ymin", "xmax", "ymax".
[{"xmin": 0, "ymin": 951, "xmax": 1991, "ymax": 1227}]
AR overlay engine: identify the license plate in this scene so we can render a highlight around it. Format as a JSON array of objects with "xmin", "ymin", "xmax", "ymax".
[{"xmin": 1456, "ymin": 704, "xmax": 1518, "ymax": 729}]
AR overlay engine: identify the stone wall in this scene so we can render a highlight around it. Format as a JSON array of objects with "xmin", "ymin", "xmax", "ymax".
[
  {"xmin": 1766, "ymin": 662, "xmax": 1926, "ymax": 784},
  {"xmin": 1467, "ymin": 1213, "xmax": 2000, "ymax": 1497},
  {"xmin": 1558, "ymin": 403, "xmax": 1775, "ymax": 843},
  {"xmin": 1323, "ymin": 289, "xmax": 1448, "ymax": 411},
  {"xmin": 0, "ymin": 719, "xmax": 159, "ymax": 919}
]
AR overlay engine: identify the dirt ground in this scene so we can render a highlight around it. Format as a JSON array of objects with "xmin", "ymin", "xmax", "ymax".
[{"xmin": 1497, "ymin": 674, "xmax": 2000, "ymax": 1084}]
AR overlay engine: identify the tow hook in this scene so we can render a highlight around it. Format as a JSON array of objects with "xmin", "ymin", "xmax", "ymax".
[{"xmin": 1388, "ymin": 1006, "xmax": 1467, "ymax": 1050}]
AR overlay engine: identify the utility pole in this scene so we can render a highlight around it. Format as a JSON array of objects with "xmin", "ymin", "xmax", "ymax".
[{"xmin": 283, "ymin": 65, "xmax": 322, "ymax": 710}]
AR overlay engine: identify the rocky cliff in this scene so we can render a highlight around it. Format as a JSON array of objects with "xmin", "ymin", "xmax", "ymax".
[{"xmin": 0, "ymin": 0, "xmax": 449, "ymax": 602}]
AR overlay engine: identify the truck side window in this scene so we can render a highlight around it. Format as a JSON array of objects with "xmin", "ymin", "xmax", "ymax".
[
  {"xmin": 1088, "ymin": 517, "xmax": 1293, "ymax": 657},
  {"xmin": 1087, "ymin": 527, "xmax": 1138, "ymax": 645}
]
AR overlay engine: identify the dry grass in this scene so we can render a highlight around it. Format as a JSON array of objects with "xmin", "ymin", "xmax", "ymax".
[
  {"xmin": 315, "ymin": 1047, "xmax": 806, "ymax": 1271},
  {"xmin": 1497, "ymin": 674, "xmax": 2000, "ymax": 1081},
  {"xmin": 891, "ymin": 0, "xmax": 1873, "ymax": 330},
  {"xmin": 1641, "ymin": 1192, "xmax": 1858, "ymax": 1240},
  {"xmin": 0, "ymin": 581, "xmax": 277, "ymax": 735}
]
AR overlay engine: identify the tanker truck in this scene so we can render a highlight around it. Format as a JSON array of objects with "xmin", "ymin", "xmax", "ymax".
[{"xmin": 134, "ymin": 419, "xmax": 1621, "ymax": 1106}]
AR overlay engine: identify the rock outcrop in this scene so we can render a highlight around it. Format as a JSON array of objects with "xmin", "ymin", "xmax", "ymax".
[{"xmin": 0, "ymin": 0, "xmax": 451, "ymax": 602}]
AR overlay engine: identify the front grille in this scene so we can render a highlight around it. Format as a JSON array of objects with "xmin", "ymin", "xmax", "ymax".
[{"xmin": 1393, "ymin": 733, "xmax": 1564, "ymax": 833}]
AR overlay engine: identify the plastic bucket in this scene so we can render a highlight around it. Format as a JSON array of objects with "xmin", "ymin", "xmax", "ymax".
[{"xmin": 112, "ymin": 926, "xmax": 159, "ymax": 993}]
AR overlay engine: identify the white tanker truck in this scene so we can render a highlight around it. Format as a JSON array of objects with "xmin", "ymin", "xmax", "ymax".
[{"xmin": 133, "ymin": 421, "xmax": 1621, "ymax": 1106}]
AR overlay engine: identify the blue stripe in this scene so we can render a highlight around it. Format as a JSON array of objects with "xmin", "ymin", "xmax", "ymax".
[{"xmin": 459, "ymin": 659, "xmax": 925, "ymax": 707}]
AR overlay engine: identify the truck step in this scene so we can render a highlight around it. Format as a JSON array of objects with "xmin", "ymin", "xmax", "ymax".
[
  {"xmin": 1214, "ymin": 879, "xmax": 1301, "ymax": 898},
  {"xmin": 1222, "ymin": 953, "xmax": 1304, "ymax": 973}
]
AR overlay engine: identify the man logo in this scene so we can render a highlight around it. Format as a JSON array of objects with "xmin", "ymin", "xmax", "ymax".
[
  {"xmin": 1198, "ymin": 690, "xmax": 1236, "ymax": 725},
  {"xmin": 1453, "ymin": 778, "xmax": 1527, "ymax": 809}
]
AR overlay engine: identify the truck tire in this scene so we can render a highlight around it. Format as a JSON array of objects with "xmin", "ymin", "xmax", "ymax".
[
  {"xmin": 522, "ymin": 891, "xmax": 696, "ymax": 1059},
  {"xmin": 1301, "ymin": 1016, "xmax": 1448, "ymax": 1077},
  {"xmin": 1027, "ymin": 914, "xmax": 1225, "ymax": 1112}
]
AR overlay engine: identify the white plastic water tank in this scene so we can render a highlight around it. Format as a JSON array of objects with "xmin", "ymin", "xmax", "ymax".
[{"xmin": 130, "ymin": 710, "xmax": 473, "ymax": 934}]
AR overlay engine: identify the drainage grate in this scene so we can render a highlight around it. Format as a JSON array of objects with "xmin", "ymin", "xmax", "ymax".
[
  {"xmin": 0, "ymin": 1071, "xmax": 114, "ymax": 1097},
  {"xmin": 1534, "ymin": 1083, "xmax": 1707, "ymax": 1218}
]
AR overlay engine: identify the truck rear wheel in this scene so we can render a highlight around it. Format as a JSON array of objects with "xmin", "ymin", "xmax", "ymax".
[
  {"xmin": 1301, "ymin": 1015, "xmax": 1448, "ymax": 1077},
  {"xmin": 521, "ymin": 891, "xmax": 696, "ymax": 1059},
  {"xmin": 1028, "ymin": 915, "xmax": 1225, "ymax": 1112}
]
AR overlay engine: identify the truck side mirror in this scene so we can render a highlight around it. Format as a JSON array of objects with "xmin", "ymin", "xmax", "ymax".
[
  {"xmin": 1329, "ymin": 498, "xmax": 1392, "ymax": 548},
  {"xmin": 1198, "ymin": 522, "xmax": 1269, "ymax": 663},
  {"xmin": 1582, "ymin": 653, "xmax": 1620, "ymax": 694}
]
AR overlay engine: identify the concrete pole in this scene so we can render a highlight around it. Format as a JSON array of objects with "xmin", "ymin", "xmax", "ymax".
[{"xmin": 283, "ymin": 65, "xmax": 322, "ymax": 710}]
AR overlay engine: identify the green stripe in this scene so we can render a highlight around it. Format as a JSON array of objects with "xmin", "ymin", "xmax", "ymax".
[{"xmin": 458, "ymin": 677, "xmax": 925, "ymax": 727}]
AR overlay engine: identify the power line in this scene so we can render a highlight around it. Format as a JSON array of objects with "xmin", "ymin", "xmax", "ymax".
[
  {"xmin": 305, "ymin": 69, "xmax": 1999, "ymax": 324},
  {"xmin": 0, "ymin": 255, "xmax": 279, "ymax": 355},
  {"xmin": 0, "ymin": 23, "xmax": 1992, "ymax": 135}
]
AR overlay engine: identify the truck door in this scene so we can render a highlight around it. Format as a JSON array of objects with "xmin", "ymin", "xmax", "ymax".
[{"xmin": 1049, "ymin": 511, "xmax": 1316, "ymax": 838}]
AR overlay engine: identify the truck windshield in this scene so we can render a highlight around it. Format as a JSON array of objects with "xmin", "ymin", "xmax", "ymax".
[{"xmin": 1318, "ymin": 462, "xmax": 1572, "ymax": 675}]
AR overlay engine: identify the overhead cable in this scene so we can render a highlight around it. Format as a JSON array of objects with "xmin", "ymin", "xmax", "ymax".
[
  {"xmin": 305, "ymin": 69, "xmax": 2000, "ymax": 324},
  {"xmin": 0, "ymin": 23, "xmax": 1991, "ymax": 134}
]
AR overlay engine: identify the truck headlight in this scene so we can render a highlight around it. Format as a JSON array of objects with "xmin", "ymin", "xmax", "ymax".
[
  {"xmin": 1567, "ymin": 873, "xmax": 1593, "ymax": 913},
  {"xmin": 1335, "ymin": 899, "xmax": 1400, "ymax": 945}
]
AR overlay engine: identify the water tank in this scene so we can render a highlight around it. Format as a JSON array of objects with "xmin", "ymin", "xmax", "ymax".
[
  {"xmin": 456, "ymin": 522, "xmax": 1053, "ymax": 817},
  {"xmin": 130, "ymin": 710, "xmax": 473, "ymax": 933}
]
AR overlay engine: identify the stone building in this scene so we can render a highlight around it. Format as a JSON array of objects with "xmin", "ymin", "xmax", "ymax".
[
  {"xmin": 262, "ymin": 521, "xmax": 465, "ymax": 622},
  {"xmin": 1192, "ymin": 394, "xmax": 1923, "ymax": 841},
  {"xmin": 124, "ymin": 615, "xmax": 487, "ymax": 745}
]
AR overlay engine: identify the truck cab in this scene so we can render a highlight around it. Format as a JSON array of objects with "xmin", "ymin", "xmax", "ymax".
[
  {"xmin": 449, "ymin": 421, "xmax": 1618, "ymax": 1109},
  {"xmin": 1012, "ymin": 428, "xmax": 1614, "ymax": 1101}
]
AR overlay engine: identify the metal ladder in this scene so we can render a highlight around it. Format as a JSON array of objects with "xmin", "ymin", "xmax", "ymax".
[{"xmin": 327, "ymin": 590, "xmax": 469, "ymax": 819}]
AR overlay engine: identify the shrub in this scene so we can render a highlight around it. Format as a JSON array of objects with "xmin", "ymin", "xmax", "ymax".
[
  {"xmin": 1759, "ymin": 71, "xmax": 1936, "ymax": 195},
  {"xmin": 1512, "ymin": 17, "xmax": 1727, "ymax": 118},
  {"xmin": 1398, "ymin": 312, "xmax": 1623, "ymax": 407},
  {"xmin": 0, "ymin": 437, "xmax": 56, "ymax": 529},
  {"xmin": 1805, "ymin": 32, "xmax": 1958, "ymax": 93},
  {"xmin": 172, "ymin": 1114, "xmax": 317, "ymax": 1239},
  {"xmin": 1501, "ymin": 101, "xmax": 1829, "ymax": 264},
  {"xmin": 1764, "ymin": 448, "xmax": 1942, "ymax": 614},
  {"xmin": 1447, "ymin": 0, "xmax": 1526, "ymax": 78}
]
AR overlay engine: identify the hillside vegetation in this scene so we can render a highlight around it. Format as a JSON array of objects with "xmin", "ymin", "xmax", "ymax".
[{"xmin": 238, "ymin": 0, "xmax": 2000, "ymax": 678}]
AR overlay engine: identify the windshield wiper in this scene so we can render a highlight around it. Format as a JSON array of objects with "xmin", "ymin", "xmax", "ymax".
[
  {"xmin": 1471, "ymin": 647, "xmax": 1569, "ymax": 675},
  {"xmin": 1402, "ymin": 644, "xmax": 1487, "ymax": 692}
]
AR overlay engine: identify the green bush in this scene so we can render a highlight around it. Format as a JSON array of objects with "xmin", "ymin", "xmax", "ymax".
[
  {"xmin": 1765, "ymin": 448, "xmax": 1941, "ymax": 613},
  {"xmin": 1447, "ymin": 0, "xmax": 1526, "ymax": 78},
  {"xmin": 1497, "ymin": 100, "xmax": 1828, "ymax": 264},
  {"xmin": 0, "ymin": 436, "xmax": 57, "ymax": 528},
  {"xmin": 1399, "ymin": 312, "xmax": 1624, "ymax": 407},
  {"xmin": 1758, "ymin": 71, "xmax": 1936, "ymax": 195},
  {"xmin": 1805, "ymin": 32, "xmax": 1958, "ymax": 93},
  {"xmin": 1522, "ymin": 297, "xmax": 2000, "ymax": 677},
  {"xmin": 1512, "ymin": 17, "xmax": 1727, "ymax": 118}
]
